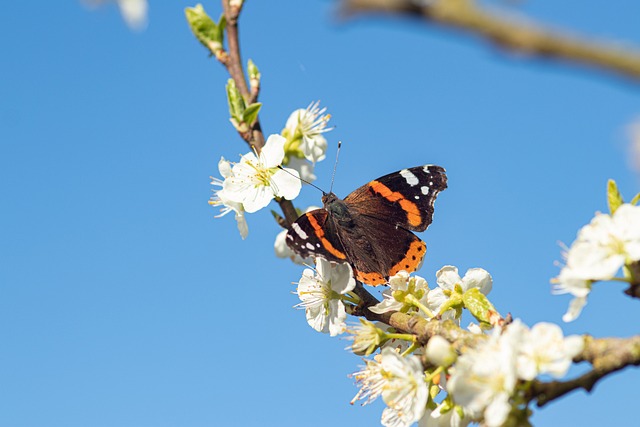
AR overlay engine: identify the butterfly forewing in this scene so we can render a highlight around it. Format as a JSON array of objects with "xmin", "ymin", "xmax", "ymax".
[
  {"xmin": 285, "ymin": 209, "xmax": 348, "ymax": 263},
  {"xmin": 344, "ymin": 165, "xmax": 447, "ymax": 232}
]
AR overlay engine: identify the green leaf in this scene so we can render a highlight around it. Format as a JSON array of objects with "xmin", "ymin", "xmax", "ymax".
[
  {"xmin": 607, "ymin": 179, "xmax": 623, "ymax": 214},
  {"xmin": 214, "ymin": 14, "xmax": 226, "ymax": 44},
  {"xmin": 242, "ymin": 102, "xmax": 262, "ymax": 126},
  {"xmin": 226, "ymin": 79, "xmax": 245, "ymax": 123},
  {"xmin": 248, "ymin": 59, "xmax": 261, "ymax": 83},
  {"xmin": 630, "ymin": 192, "xmax": 640, "ymax": 206},
  {"xmin": 437, "ymin": 293, "xmax": 462, "ymax": 317},
  {"xmin": 185, "ymin": 4, "xmax": 224, "ymax": 54},
  {"xmin": 271, "ymin": 209, "xmax": 283, "ymax": 222},
  {"xmin": 462, "ymin": 288, "xmax": 497, "ymax": 324}
]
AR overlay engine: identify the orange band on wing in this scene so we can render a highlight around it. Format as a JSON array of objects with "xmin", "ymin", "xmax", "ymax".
[
  {"xmin": 307, "ymin": 214, "xmax": 347, "ymax": 260},
  {"xmin": 355, "ymin": 270, "xmax": 387, "ymax": 286},
  {"xmin": 355, "ymin": 240, "xmax": 425, "ymax": 286},
  {"xmin": 389, "ymin": 240, "xmax": 426, "ymax": 277},
  {"xmin": 369, "ymin": 181, "xmax": 422, "ymax": 227}
]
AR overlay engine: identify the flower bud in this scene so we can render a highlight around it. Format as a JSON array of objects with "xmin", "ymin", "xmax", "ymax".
[{"xmin": 425, "ymin": 335, "xmax": 457, "ymax": 367}]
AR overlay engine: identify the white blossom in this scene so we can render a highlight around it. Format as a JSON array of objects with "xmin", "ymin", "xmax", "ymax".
[
  {"xmin": 347, "ymin": 319, "xmax": 386, "ymax": 356},
  {"xmin": 448, "ymin": 326, "xmax": 518, "ymax": 427},
  {"xmin": 209, "ymin": 157, "xmax": 248, "ymax": 239},
  {"xmin": 516, "ymin": 322, "xmax": 584, "ymax": 380},
  {"xmin": 425, "ymin": 335, "xmax": 457, "ymax": 368},
  {"xmin": 284, "ymin": 101, "xmax": 331, "ymax": 163},
  {"xmin": 429, "ymin": 266, "xmax": 492, "ymax": 321},
  {"xmin": 351, "ymin": 354, "xmax": 386, "ymax": 406},
  {"xmin": 370, "ymin": 271, "xmax": 430, "ymax": 315},
  {"xmin": 562, "ymin": 204, "xmax": 640, "ymax": 280},
  {"xmin": 553, "ymin": 203, "xmax": 640, "ymax": 321},
  {"xmin": 380, "ymin": 350, "xmax": 429, "ymax": 427},
  {"xmin": 84, "ymin": 0, "xmax": 148, "ymax": 30},
  {"xmin": 419, "ymin": 405, "xmax": 471, "ymax": 427},
  {"xmin": 223, "ymin": 134, "xmax": 302, "ymax": 213},
  {"xmin": 117, "ymin": 0, "xmax": 147, "ymax": 29},
  {"xmin": 352, "ymin": 349, "xmax": 428, "ymax": 427},
  {"xmin": 295, "ymin": 258, "xmax": 355, "ymax": 336}
]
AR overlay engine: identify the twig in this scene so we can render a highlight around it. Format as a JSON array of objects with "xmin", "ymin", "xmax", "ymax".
[
  {"xmin": 625, "ymin": 261, "xmax": 640, "ymax": 298},
  {"xmin": 342, "ymin": 0, "xmax": 640, "ymax": 82},
  {"xmin": 220, "ymin": 0, "xmax": 264, "ymax": 150},
  {"xmin": 363, "ymin": 306, "xmax": 482, "ymax": 350},
  {"xmin": 365, "ymin": 307, "xmax": 640, "ymax": 408},
  {"xmin": 530, "ymin": 335, "xmax": 640, "ymax": 406},
  {"xmin": 217, "ymin": 0, "xmax": 299, "ymax": 225}
]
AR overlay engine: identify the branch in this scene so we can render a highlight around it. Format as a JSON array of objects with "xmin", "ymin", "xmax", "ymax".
[
  {"xmin": 342, "ymin": 0, "xmax": 640, "ymax": 82},
  {"xmin": 361, "ymin": 302, "xmax": 482, "ymax": 350},
  {"xmin": 530, "ymin": 335, "xmax": 640, "ymax": 407},
  {"xmin": 220, "ymin": 1, "xmax": 264, "ymax": 150},
  {"xmin": 624, "ymin": 261, "xmax": 640, "ymax": 298},
  {"xmin": 361, "ymin": 302, "xmax": 640, "ymax": 408},
  {"xmin": 217, "ymin": 0, "xmax": 298, "ymax": 225}
]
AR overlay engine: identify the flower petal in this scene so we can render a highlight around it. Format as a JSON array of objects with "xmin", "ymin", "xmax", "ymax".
[
  {"xmin": 462, "ymin": 268, "xmax": 492, "ymax": 295},
  {"xmin": 235, "ymin": 211, "xmax": 248, "ymax": 239},
  {"xmin": 286, "ymin": 156, "xmax": 316, "ymax": 183},
  {"xmin": 241, "ymin": 184, "xmax": 274, "ymax": 213},
  {"xmin": 331, "ymin": 262, "xmax": 356, "ymax": 294},
  {"xmin": 260, "ymin": 134, "xmax": 286, "ymax": 168},
  {"xmin": 271, "ymin": 167, "xmax": 302, "ymax": 200},
  {"xmin": 218, "ymin": 156, "xmax": 233, "ymax": 178},
  {"xmin": 328, "ymin": 299, "xmax": 347, "ymax": 336},
  {"xmin": 436, "ymin": 265, "xmax": 461, "ymax": 290},
  {"xmin": 562, "ymin": 296, "xmax": 587, "ymax": 322}
]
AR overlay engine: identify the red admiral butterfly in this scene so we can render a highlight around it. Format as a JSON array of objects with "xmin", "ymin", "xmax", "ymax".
[{"xmin": 286, "ymin": 165, "xmax": 447, "ymax": 285}]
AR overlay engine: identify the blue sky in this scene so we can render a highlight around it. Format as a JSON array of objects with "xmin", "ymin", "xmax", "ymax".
[{"xmin": 1, "ymin": 1, "xmax": 639, "ymax": 426}]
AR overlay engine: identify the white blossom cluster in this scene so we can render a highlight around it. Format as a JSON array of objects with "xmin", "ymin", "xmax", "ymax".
[
  {"xmin": 293, "ymin": 262, "xmax": 584, "ymax": 427},
  {"xmin": 350, "ymin": 315, "xmax": 582, "ymax": 427},
  {"xmin": 553, "ymin": 203, "xmax": 640, "ymax": 321},
  {"xmin": 209, "ymin": 102, "xmax": 331, "ymax": 239},
  {"xmin": 445, "ymin": 320, "xmax": 583, "ymax": 427}
]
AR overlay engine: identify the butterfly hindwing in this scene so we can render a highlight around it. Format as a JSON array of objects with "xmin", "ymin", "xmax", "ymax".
[
  {"xmin": 334, "ymin": 212, "xmax": 426, "ymax": 285},
  {"xmin": 344, "ymin": 165, "xmax": 447, "ymax": 232}
]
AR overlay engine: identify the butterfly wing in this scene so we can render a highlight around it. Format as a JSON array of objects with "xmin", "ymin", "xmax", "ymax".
[
  {"xmin": 338, "ymin": 165, "xmax": 446, "ymax": 285},
  {"xmin": 286, "ymin": 165, "xmax": 447, "ymax": 286},
  {"xmin": 285, "ymin": 209, "xmax": 348, "ymax": 263},
  {"xmin": 344, "ymin": 165, "xmax": 447, "ymax": 232},
  {"xmin": 334, "ymin": 214, "xmax": 426, "ymax": 285}
]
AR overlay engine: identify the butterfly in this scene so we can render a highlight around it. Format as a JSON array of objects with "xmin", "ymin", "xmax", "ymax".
[{"xmin": 285, "ymin": 165, "xmax": 447, "ymax": 285}]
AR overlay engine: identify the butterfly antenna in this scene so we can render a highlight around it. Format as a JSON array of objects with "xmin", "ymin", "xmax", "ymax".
[
  {"xmin": 329, "ymin": 141, "xmax": 341, "ymax": 194},
  {"xmin": 277, "ymin": 165, "xmax": 325, "ymax": 194}
]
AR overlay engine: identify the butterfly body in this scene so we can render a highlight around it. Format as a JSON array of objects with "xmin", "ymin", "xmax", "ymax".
[{"xmin": 286, "ymin": 165, "xmax": 447, "ymax": 285}]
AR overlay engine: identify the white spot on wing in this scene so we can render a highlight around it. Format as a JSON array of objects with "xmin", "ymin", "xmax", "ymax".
[
  {"xmin": 292, "ymin": 222, "xmax": 308, "ymax": 240},
  {"xmin": 421, "ymin": 186, "xmax": 429, "ymax": 195},
  {"xmin": 306, "ymin": 242, "xmax": 315, "ymax": 250},
  {"xmin": 400, "ymin": 169, "xmax": 419, "ymax": 186}
]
